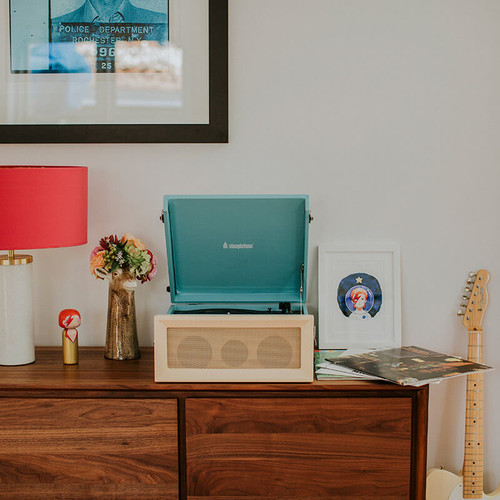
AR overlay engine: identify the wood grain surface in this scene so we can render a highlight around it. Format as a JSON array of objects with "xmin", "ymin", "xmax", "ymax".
[
  {"xmin": 0, "ymin": 348, "xmax": 428, "ymax": 499},
  {"xmin": 0, "ymin": 347, "xmax": 420, "ymax": 393},
  {"xmin": 0, "ymin": 398, "xmax": 178, "ymax": 499},
  {"xmin": 186, "ymin": 398, "xmax": 413, "ymax": 498}
]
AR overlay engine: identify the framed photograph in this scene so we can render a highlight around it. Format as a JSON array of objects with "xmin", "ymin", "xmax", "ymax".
[
  {"xmin": 318, "ymin": 244, "xmax": 402, "ymax": 349},
  {"xmin": 0, "ymin": 0, "xmax": 227, "ymax": 143}
]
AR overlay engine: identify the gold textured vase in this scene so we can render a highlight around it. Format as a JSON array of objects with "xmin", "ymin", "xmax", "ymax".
[{"xmin": 104, "ymin": 269, "xmax": 140, "ymax": 360}]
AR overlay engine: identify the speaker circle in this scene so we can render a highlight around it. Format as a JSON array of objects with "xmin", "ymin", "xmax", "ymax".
[
  {"xmin": 221, "ymin": 339, "xmax": 249, "ymax": 367},
  {"xmin": 177, "ymin": 336, "xmax": 212, "ymax": 368},
  {"xmin": 257, "ymin": 336, "xmax": 293, "ymax": 368}
]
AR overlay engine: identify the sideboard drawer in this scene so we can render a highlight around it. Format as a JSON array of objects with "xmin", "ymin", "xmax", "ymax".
[
  {"xmin": 0, "ymin": 398, "xmax": 178, "ymax": 499},
  {"xmin": 185, "ymin": 397, "xmax": 412, "ymax": 499},
  {"xmin": 0, "ymin": 347, "xmax": 428, "ymax": 499}
]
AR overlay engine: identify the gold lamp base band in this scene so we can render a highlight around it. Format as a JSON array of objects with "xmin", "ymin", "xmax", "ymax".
[{"xmin": 0, "ymin": 254, "xmax": 33, "ymax": 265}]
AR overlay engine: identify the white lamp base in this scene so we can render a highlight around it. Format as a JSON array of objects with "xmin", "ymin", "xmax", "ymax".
[{"xmin": 0, "ymin": 255, "xmax": 35, "ymax": 365}]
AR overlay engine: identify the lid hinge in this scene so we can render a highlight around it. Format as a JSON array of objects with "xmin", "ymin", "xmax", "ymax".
[
  {"xmin": 160, "ymin": 211, "xmax": 165, "ymax": 223},
  {"xmin": 300, "ymin": 263, "xmax": 304, "ymax": 312},
  {"xmin": 309, "ymin": 211, "xmax": 314, "ymax": 223}
]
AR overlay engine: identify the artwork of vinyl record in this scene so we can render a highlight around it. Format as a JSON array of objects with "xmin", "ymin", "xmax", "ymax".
[{"xmin": 337, "ymin": 273, "xmax": 382, "ymax": 320}]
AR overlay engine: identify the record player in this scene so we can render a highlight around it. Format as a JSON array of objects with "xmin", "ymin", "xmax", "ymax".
[{"xmin": 154, "ymin": 195, "xmax": 314, "ymax": 382}]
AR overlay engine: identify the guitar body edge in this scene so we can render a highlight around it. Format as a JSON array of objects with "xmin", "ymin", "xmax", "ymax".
[
  {"xmin": 426, "ymin": 468, "xmax": 500, "ymax": 499},
  {"xmin": 427, "ymin": 468, "xmax": 461, "ymax": 500}
]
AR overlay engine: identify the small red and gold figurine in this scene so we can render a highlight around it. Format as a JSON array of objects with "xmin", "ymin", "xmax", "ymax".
[{"xmin": 59, "ymin": 309, "xmax": 81, "ymax": 365}]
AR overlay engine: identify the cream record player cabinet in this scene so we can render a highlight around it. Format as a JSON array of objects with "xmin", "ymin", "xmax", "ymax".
[{"xmin": 154, "ymin": 195, "xmax": 314, "ymax": 382}]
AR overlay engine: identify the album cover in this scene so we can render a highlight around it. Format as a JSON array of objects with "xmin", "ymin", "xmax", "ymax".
[{"xmin": 326, "ymin": 345, "xmax": 493, "ymax": 386}]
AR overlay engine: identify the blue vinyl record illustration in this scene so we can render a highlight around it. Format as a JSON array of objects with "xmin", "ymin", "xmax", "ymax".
[{"xmin": 337, "ymin": 273, "xmax": 382, "ymax": 320}]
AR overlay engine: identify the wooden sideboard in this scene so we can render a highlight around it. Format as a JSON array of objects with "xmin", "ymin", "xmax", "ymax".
[{"xmin": 0, "ymin": 347, "xmax": 428, "ymax": 499}]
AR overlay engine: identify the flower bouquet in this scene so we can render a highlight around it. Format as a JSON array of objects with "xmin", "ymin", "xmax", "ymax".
[
  {"xmin": 90, "ymin": 233, "xmax": 157, "ymax": 360},
  {"xmin": 90, "ymin": 233, "xmax": 157, "ymax": 283}
]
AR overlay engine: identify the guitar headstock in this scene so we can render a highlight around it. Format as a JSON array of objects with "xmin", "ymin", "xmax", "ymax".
[{"xmin": 458, "ymin": 269, "xmax": 490, "ymax": 331}]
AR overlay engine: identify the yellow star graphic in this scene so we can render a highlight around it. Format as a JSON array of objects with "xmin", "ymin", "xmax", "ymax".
[{"xmin": 356, "ymin": 277, "xmax": 363, "ymax": 284}]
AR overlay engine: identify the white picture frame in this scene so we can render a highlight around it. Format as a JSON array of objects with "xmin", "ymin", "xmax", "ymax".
[{"xmin": 318, "ymin": 243, "xmax": 401, "ymax": 349}]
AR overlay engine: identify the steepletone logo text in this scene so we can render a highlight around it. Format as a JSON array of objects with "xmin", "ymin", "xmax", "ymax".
[{"xmin": 223, "ymin": 242, "xmax": 254, "ymax": 249}]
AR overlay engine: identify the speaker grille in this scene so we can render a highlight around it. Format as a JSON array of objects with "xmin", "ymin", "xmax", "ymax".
[
  {"xmin": 177, "ymin": 336, "xmax": 213, "ymax": 368},
  {"xmin": 257, "ymin": 335, "xmax": 293, "ymax": 368},
  {"xmin": 166, "ymin": 327, "xmax": 301, "ymax": 369},
  {"xmin": 221, "ymin": 340, "xmax": 249, "ymax": 367}
]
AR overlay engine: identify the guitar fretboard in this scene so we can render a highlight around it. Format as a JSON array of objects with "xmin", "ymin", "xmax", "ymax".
[{"xmin": 463, "ymin": 330, "xmax": 483, "ymax": 499}]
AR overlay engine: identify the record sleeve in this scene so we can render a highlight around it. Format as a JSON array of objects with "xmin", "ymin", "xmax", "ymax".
[{"xmin": 327, "ymin": 345, "xmax": 493, "ymax": 386}]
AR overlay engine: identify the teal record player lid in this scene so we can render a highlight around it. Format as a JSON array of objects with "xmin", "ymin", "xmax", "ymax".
[{"xmin": 162, "ymin": 195, "xmax": 310, "ymax": 304}]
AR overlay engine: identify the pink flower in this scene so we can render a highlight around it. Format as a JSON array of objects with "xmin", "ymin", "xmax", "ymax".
[
  {"xmin": 90, "ymin": 245, "xmax": 104, "ymax": 260},
  {"xmin": 143, "ymin": 249, "xmax": 157, "ymax": 282}
]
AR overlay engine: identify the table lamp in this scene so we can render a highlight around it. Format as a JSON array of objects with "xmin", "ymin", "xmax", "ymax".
[{"xmin": 0, "ymin": 166, "xmax": 88, "ymax": 365}]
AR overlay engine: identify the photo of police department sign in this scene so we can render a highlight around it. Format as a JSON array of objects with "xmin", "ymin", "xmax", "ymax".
[{"xmin": 10, "ymin": 0, "xmax": 168, "ymax": 73}]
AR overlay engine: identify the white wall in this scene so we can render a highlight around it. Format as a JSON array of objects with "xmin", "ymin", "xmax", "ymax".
[{"xmin": 2, "ymin": 0, "xmax": 500, "ymax": 491}]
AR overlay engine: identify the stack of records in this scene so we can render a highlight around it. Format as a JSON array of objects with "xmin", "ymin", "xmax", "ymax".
[
  {"xmin": 314, "ymin": 349, "xmax": 382, "ymax": 381},
  {"xmin": 325, "ymin": 346, "xmax": 493, "ymax": 386}
]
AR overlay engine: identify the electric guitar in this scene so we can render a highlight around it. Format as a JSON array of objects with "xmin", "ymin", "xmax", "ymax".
[{"xmin": 426, "ymin": 269, "xmax": 499, "ymax": 499}]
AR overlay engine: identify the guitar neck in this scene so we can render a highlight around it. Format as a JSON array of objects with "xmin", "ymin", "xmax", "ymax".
[{"xmin": 463, "ymin": 330, "xmax": 484, "ymax": 498}]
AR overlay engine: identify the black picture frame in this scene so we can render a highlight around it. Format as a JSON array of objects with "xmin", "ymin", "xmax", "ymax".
[{"xmin": 1, "ymin": 0, "xmax": 228, "ymax": 144}]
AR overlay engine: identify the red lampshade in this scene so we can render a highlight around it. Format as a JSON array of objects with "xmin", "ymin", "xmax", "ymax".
[{"xmin": 0, "ymin": 166, "xmax": 88, "ymax": 250}]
